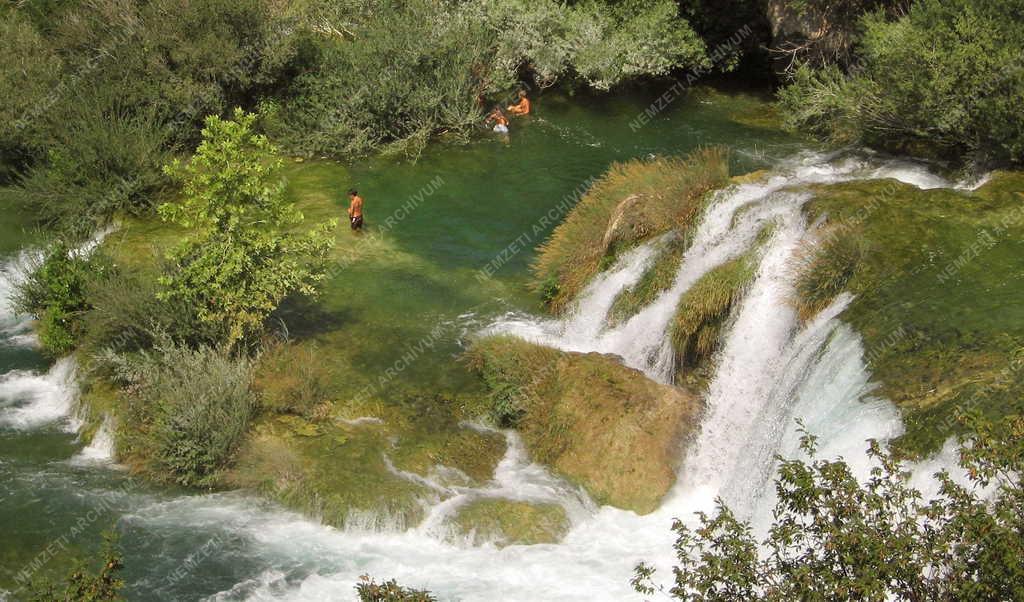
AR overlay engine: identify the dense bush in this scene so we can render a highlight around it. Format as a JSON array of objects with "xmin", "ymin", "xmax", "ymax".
[
  {"xmin": 13, "ymin": 240, "xmax": 110, "ymax": 356},
  {"xmin": 633, "ymin": 413, "xmax": 1024, "ymax": 600},
  {"xmin": 269, "ymin": 0, "xmax": 708, "ymax": 159},
  {"xmin": 159, "ymin": 109, "xmax": 336, "ymax": 347},
  {"xmin": 355, "ymin": 576, "xmax": 435, "ymax": 602},
  {"xmin": 101, "ymin": 337, "xmax": 255, "ymax": 487},
  {"xmin": 778, "ymin": 0, "xmax": 1024, "ymax": 165}
]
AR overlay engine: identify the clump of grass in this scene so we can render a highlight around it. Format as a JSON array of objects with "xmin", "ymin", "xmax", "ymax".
[
  {"xmin": 791, "ymin": 225, "xmax": 867, "ymax": 322},
  {"xmin": 671, "ymin": 250, "xmax": 760, "ymax": 381},
  {"xmin": 254, "ymin": 340, "xmax": 335, "ymax": 417},
  {"xmin": 532, "ymin": 146, "xmax": 730, "ymax": 313},
  {"xmin": 607, "ymin": 234, "xmax": 688, "ymax": 326},
  {"xmin": 463, "ymin": 335, "xmax": 562, "ymax": 427},
  {"xmin": 98, "ymin": 335, "xmax": 255, "ymax": 487}
]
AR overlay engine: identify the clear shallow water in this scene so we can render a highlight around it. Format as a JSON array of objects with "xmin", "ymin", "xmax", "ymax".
[{"xmin": 0, "ymin": 88, "xmax": 965, "ymax": 601}]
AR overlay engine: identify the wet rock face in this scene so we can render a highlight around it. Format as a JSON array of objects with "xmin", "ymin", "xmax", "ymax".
[{"xmin": 470, "ymin": 337, "xmax": 703, "ymax": 514}]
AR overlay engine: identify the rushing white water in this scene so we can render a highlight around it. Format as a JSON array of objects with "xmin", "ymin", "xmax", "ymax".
[
  {"xmin": 70, "ymin": 414, "xmax": 118, "ymax": 465},
  {"xmin": 0, "ymin": 357, "xmax": 79, "ymax": 431},
  {"xmin": 485, "ymin": 151, "xmax": 957, "ymax": 383}
]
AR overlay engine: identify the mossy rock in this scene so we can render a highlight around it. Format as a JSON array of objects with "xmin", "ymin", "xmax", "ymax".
[
  {"xmin": 467, "ymin": 337, "xmax": 702, "ymax": 514},
  {"xmin": 389, "ymin": 424, "xmax": 506, "ymax": 487},
  {"xmin": 796, "ymin": 172, "xmax": 1024, "ymax": 456},
  {"xmin": 227, "ymin": 414, "xmax": 435, "ymax": 530},
  {"xmin": 451, "ymin": 498, "xmax": 570, "ymax": 547}
]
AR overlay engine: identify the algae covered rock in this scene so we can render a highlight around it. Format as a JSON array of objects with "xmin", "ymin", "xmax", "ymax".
[
  {"xmin": 452, "ymin": 498, "xmax": 570, "ymax": 546},
  {"xmin": 467, "ymin": 336, "xmax": 702, "ymax": 514}
]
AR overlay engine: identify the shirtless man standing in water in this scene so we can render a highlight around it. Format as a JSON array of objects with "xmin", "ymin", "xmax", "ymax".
[{"xmin": 347, "ymin": 189, "xmax": 364, "ymax": 231}]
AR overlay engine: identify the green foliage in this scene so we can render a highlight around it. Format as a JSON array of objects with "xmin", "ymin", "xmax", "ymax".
[
  {"xmin": 355, "ymin": 576, "xmax": 435, "ymax": 602},
  {"xmin": 13, "ymin": 240, "xmax": 109, "ymax": 356},
  {"xmin": 0, "ymin": 11, "xmax": 61, "ymax": 183},
  {"xmin": 79, "ymin": 267, "xmax": 220, "ymax": 355},
  {"xmin": 634, "ymin": 413, "xmax": 1024, "ymax": 600},
  {"xmin": 463, "ymin": 335, "xmax": 554, "ymax": 426},
  {"xmin": 778, "ymin": 0, "xmax": 1024, "ymax": 165},
  {"xmin": 27, "ymin": 531, "xmax": 124, "ymax": 602},
  {"xmin": 159, "ymin": 109, "xmax": 336, "ymax": 346},
  {"xmin": 532, "ymin": 147, "xmax": 730, "ymax": 313},
  {"xmin": 3, "ymin": 0, "xmax": 312, "ymax": 226},
  {"xmin": 273, "ymin": 0, "xmax": 708, "ymax": 159},
  {"xmin": 100, "ymin": 337, "xmax": 255, "ymax": 487}
]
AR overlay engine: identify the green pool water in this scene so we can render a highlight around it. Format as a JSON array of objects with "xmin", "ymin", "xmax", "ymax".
[{"xmin": 0, "ymin": 84, "xmax": 802, "ymax": 600}]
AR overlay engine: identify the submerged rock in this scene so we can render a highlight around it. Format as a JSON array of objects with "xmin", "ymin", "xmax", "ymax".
[
  {"xmin": 467, "ymin": 337, "xmax": 702, "ymax": 514},
  {"xmin": 452, "ymin": 498, "xmax": 570, "ymax": 547}
]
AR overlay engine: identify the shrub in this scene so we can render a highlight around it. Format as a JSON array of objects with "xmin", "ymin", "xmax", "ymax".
[
  {"xmin": 159, "ymin": 109, "xmax": 336, "ymax": 347},
  {"xmin": 100, "ymin": 337, "xmax": 255, "ymax": 487},
  {"xmin": 633, "ymin": 412, "xmax": 1024, "ymax": 600},
  {"xmin": 532, "ymin": 147, "xmax": 730, "ymax": 313},
  {"xmin": 13, "ymin": 240, "xmax": 110, "ymax": 356},
  {"xmin": 778, "ymin": 0, "xmax": 1024, "ymax": 165},
  {"xmin": 80, "ymin": 267, "xmax": 219, "ymax": 355},
  {"xmin": 355, "ymin": 576, "xmax": 435, "ymax": 602}
]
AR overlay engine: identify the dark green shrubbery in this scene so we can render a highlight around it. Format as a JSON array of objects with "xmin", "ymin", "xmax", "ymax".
[
  {"xmin": 634, "ymin": 413, "xmax": 1024, "ymax": 600},
  {"xmin": 778, "ymin": 0, "xmax": 1024, "ymax": 165},
  {"xmin": 13, "ymin": 240, "xmax": 110, "ymax": 356}
]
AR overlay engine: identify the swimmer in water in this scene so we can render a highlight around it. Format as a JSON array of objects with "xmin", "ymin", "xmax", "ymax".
[
  {"xmin": 485, "ymin": 106, "xmax": 509, "ymax": 134},
  {"xmin": 507, "ymin": 90, "xmax": 531, "ymax": 116}
]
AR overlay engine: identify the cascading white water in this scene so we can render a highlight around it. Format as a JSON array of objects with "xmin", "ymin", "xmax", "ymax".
[{"xmin": 485, "ymin": 151, "xmax": 958, "ymax": 384}]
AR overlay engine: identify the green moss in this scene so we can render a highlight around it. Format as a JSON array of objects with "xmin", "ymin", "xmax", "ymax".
[
  {"xmin": 452, "ymin": 499, "xmax": 570, "ymax": 546},
  {"xmin": 466, "ymin": 336, "xmax": 702, "ymax": 513},
  {"xmin": 532, "ymin": 147, "xmax": 731, "ymax": 313},
  {"xmin": 607, "ymin": 234, "xmax": 688, "ymax": 326},
  {"xmin": 669, "ymin": 232, "xmax": 767, "ymax": 386},
  {"xmin": 229, "ymin": 414, "xmax": 433, "ymax": 529},
  {"xmin": 798, "ymin": 172, "xmax": 1024, "ymax": 457}
]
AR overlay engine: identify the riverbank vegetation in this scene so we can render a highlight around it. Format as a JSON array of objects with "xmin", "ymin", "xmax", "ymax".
[
  {"xmin": 634, "ymin": 412, "xmax": 1024, "ymax": 600},
  {"xmin": 0, "ymin": 0, "xmax": 711, "ymax": 233},
  {"xmin": 776, "ymin": 0, "xmax": 1024, "ymax": 166}
]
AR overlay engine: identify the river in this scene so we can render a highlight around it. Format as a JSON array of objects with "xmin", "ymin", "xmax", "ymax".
[{"xmin": 0, "ymin": 86, "xmax": 966, "ymax": 601}]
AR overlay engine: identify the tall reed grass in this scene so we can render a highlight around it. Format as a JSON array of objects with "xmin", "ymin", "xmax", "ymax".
[{"xmin": 532, "ymin": 146, "xmax": 730, "ymax": 313}]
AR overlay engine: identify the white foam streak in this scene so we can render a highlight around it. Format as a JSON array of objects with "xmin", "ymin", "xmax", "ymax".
[{"xmin": 0, "ymin": 357, "xmax": 79, "ymax": 431}]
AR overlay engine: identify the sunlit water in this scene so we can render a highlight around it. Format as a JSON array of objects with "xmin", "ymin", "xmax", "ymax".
[{"xmin": 0, "ymin": 88, "xmax": 976, "ymax": 601}]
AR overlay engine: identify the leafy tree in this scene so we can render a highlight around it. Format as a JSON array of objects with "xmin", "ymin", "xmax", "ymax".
[
  {"xmin": 778, "ymin": 0, "xmax": 1024, "ymax": 165},
  {"xmin": 13, "ymin": 240, "xmax": 111, "ymax": 356},
  {"xmin": 159, "ymin": 109, "xmax": 336, "ymax": 346},
  {"xmin": 633, "ymin": 413, "xmax": 1024, "ymax": 600}
]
